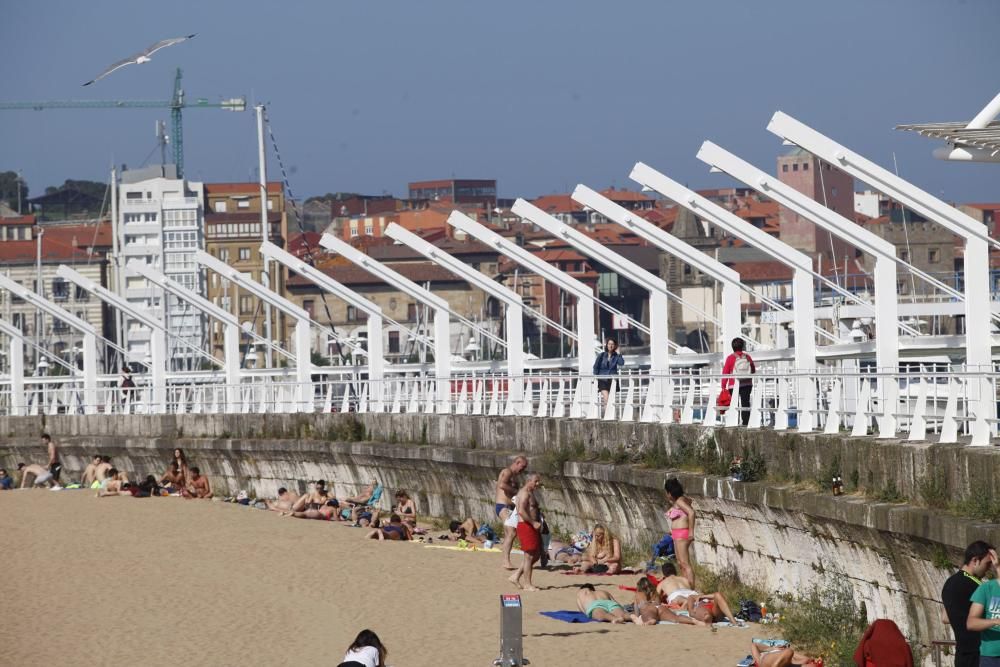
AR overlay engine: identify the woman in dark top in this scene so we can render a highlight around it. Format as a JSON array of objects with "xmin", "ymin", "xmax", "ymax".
[{"xmin": 593, "ymin": 338, "xmax": 624, "ymax": 408}]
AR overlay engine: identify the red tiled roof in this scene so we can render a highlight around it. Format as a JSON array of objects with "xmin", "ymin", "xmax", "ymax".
[
  {"xmin": 0, "ymin": 214, "xmax": 35, "ymax": 226},
  {"xmin": 726, "ymin": 261, "xmax": 794, "ymax": 282},
  {"xmin": 288, "ymin": 232, "xmax": 322, "ymax": 258},
  {"xmin": 44, "ymin": 221, "xmax": 113, "ymax": 250},
  {"xmin": 0, "ymin": 236, "xmax": 96, "ymax": 263},
  {"xmin": 531, "ymin": 194, "xmax": 583, "ymax": 214},
  {"xmin": 963, "ymin": 203, "xmax": 1000, "ymax": 211},
  {"xmin": 599, "ymin": 187, "xmax": 652, "ymax": 202},
  {"xmin": 204, "ymin": 182, "xmax": 282, "ymax": 194}
]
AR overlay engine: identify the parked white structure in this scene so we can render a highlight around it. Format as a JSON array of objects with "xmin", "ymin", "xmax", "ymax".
[{"xmin": 118, "ymin": 165, "xmax": 205, "ymax": 370}]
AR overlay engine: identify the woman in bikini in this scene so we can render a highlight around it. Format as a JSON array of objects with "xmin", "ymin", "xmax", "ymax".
[
  {"xmin": 159, "ymin": 462, "xmax": 184, "ymax": 491},
  {"xmin": 171, "ymin": 448, "xmax": 190, "ymax": 488},
  {"xmin": 631, "ymin": 577, "xmax": 704, "ymax": 626},
  {"xmin": 367, "ymin": 514, "xmax": 412, "ymax": 541},
  {"xmin": 664, "ymin": 477, "xmax": 696, "ymax": 589},
  {"xmin": 750, "ymin": 640, "xmax": 820, "ymax": 667},
  {"xmin": 578, "ymin": 524, "xmax": 622, "ymax": 574},
  {"xmin": 371, "ymin": 489, "xmax": 417, "ymax": 529}
]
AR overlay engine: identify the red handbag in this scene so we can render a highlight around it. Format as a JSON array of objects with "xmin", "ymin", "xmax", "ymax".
[{"xmin": 717, "ymin": 388, "xmax": 732, "ymax": 408}]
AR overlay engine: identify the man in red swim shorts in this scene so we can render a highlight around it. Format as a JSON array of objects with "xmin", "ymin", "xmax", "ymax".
[{"xmin": 509, "ymin": 473, "xmax": 543, "ymax": 591}]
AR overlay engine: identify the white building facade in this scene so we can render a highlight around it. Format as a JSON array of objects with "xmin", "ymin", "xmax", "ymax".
[{"xmin": 118, "ymin": 166, "xmax": 206, "ymax": 371}]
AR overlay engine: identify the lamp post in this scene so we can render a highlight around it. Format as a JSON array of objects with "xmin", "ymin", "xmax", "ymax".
[{"xmin": 34, "ymin": 225, "xmax": 44, "ymax": 368}]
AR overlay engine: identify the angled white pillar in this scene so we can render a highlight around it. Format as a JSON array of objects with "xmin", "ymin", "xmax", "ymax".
[
  {"xmin": 522, "ymin": 209, "xmax": 670, "ymax": 419},
  {"xmin": 0, "ymin": 274, "xmax": 99, "ymax": 415},
  {"xmin": 698, "ymin": 142, "xmax": 901, "ymax": 436},
  {"xmin": 259, "ymin": 241, "xmax": 385, "ymax": 411},
  {"xmin": 385, "ymin": 222, "xmax": 526, "ymax": 408},
  {"xmin": 127, "ymin": 261, "xmax": 242, "ymax": 411},
  {"xmin": 0, "ymin": 317, "xmax": 26, "ymax": 416},
  {"xmin": 769, "ymin": 111, "xmax": 998, "ymax": 444},
  {"xmin": 446, "ymin": 210, "xmax": 600, "ymax": 375},
  {"xmin": 319, "ymin": 233, "xmax": 451, "ymax": 413},
  {"xmin": 630, "ymin": 163, "xmax": 819, "ymax": 431},
  {"xmin": 572, "ymin": 185, "xmax": 743, "ymax": 353},
  {"xmin": 195, "ymin": 249, "xmax": 314, "ymax": 413}
]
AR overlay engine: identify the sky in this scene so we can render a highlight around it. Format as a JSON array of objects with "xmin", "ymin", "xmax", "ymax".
[{"xmin": 1, "ymin": 0, "xmax": 998, "ymax": 204}]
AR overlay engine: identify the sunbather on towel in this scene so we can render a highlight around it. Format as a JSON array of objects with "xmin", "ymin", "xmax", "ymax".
[
  {"xmin": 447, "ymin": 518, "xmax": 493, "ymax": 544},
  {"xmin": 369, "ymin": 489, "xmax": 416, "ymax": 529},
  {"xmin": 656, "ymin": 562, "xmax": 741, "ymax": 625},
  {"xmin": 266, "ymin": 487, "xmax": 301, "ymax": 513},
  {"xmin": 750, "ymin": 640, "xmax": 820, "ymax": 667},
  {"xmin": 366, "ymin": 514, "xmax": 412, "ymax": 541},
  {"xmin": 576, "ymin": 524, "xmax": 621, "ymax": 574},
  {"xmin": 630, "ymin": 577, "xmax": 706, "ymax": 627},
  {"xmin": 576, "ymin": 584, "xmax": 628, "ymax": 624}
]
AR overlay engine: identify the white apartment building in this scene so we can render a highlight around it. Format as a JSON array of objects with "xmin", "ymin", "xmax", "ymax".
[{"xmin": 118, "ymin": 165, "xmax": 206, "ymax": 371}]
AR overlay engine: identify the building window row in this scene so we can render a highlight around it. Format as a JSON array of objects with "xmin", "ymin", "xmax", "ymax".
[{"xmin": 164, "ymin": 209, "xmax": 198, "ymax": 227}]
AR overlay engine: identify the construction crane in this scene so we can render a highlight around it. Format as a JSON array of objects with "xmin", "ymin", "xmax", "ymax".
[{"xmin": 0, "ymin": 68, "xmax": 246, "ymax": 178}]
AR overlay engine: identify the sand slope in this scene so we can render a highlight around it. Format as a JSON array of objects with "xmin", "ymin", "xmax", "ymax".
[{"xmin": 0, "ymin": 491, "xmax": 755, "ymax": 666}]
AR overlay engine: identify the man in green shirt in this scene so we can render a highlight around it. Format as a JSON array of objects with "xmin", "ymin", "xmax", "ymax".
[{"xmin": 969, "ymin": 557, "xmax": 1000, "ymax": 666}]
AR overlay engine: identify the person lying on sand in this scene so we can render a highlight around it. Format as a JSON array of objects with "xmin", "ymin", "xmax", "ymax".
[
  {"xmin": 446, "ymin": 518, "xmax": 497, "ymax": 544},
  {"xmin": 97, "ymin": 469, "xmax": 128, "ymax": 497},
  {"xmin": 749, "ymin": 640, "xmax": 820, "ymax": 667},
  {"xmin": 266, "ymin": 487, "xmax": 301, "ymax": 512},
  {"xmin": 341, "ymin": 480, "xmax": 376, "ymax": 506},
  {"xmin": 290, "ymin": 499, "xmax": 341, "ymax": 521},
  {"xmin": 656, "ymin": 562, "xmax": 741, "ymax": 625},
  {"xmin": 576, "ymin": 584, "xmax": 629, "ymax": 624},
  {"xmin": 631, "ymin": 577, "xmax": 706, "ymax": 626},
  {"xmin": 366, "ymin": 514, "xmax": 412, "ymax": 541},
  {"xmin": 183, "ymin": 467, "xmax": 212, "ymax": 499}
]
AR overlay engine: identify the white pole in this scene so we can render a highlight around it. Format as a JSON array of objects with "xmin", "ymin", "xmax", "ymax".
[
  {"xmin": 110, "ymin": 165, "xmax": 124, "ymax": 368},
  {"xmin": 35, "ymin": 226, "xmax": 43, "ymax": 370},
  {"xmin": 256, "ymin": 105, "xmax": 273, "ymax": 368}
]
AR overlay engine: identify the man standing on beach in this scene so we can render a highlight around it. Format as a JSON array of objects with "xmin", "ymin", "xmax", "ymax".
[
  {"xmin": 508, "ymin": 473, "xmax": 543, "ymax": 591},
  {"xmin": 42, "ymin": 433, "xmax": 62, "ymax": 488},
  {"xmin": 944, "ymin": 540, "xmax": 997, "ymax": 667},
  {"xmin": 496, "ymin": 455, "xmax": 528, "ymax": 570}
]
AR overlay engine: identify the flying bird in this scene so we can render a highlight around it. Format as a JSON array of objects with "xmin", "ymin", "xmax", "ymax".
[{"xmin": 82, "ymin": 34, "xmax": 197, "ymax": 86}]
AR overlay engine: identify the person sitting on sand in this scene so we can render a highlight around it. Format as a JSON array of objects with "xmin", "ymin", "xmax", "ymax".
[
  {"xmin": 94, "ymin": 456, "xmax": 114, "ymax": 484},
  {"xmin": 183, "ymin": 467, "xmax": 212, "ymax": 499},
  {"xmin": 631, "ymin": 577, "xmax": 706, "ymax": 627},
  {"xmin": 266, "ymin": 487, "xmax": 301, "ymax": 513},
  {"xmin": 576, "ymin": 524, "xmax": 621, "ymax": 574},
  {"xmin": 80, "ymin": 454, "xmax": 102, "ymax": 487},
  {"xmin": 0, "ymin": 468, "xmax": 13, "ymax": 490},
  {"xmin": 749, "ymin": 640, "xmax": 820, "ymax": 667},
  {"xmin": 97, "ymin": 468, "xmax": 128, "ymax": 497},
  {"xmin": 159, "ymin": 462, "xmax": 185, "ymax": 491},
  {"xmin": 576, "ymin": 583, "xmax": 629, "ymax": 624},
  {"xmin": 366, "ymin": 514, "xmax": 412, "ymax": 541},
  {"xmin": 291, "ymin": 480, "xmax": 331, "ymax": 512},
  {"xmin": 368, "ymin": 489, "xmax": 416, "ymax": 529},
  {"xmin": 447, "ymin": 518, "xmax": 497, "ymax": 545},
  {"xmin": 341, "ymin": 628, "xmax": 388, "ymax": 667},
  {"xmin": 656, "ymin": 562, "xmax": 741, "ymax": 625},
  {"xmin": 17, "ymin": 462, "xmax": 58, "ymax": 489}
]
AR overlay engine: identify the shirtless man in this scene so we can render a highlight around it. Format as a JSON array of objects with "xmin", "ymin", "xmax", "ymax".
[
  {"xmin": 184, "ymin": 467, "xmax": 212, "ymax": 499},
  {"xmin": 496, "ymin": 455, "xmax": 528, "ymax": 569},
  {"xmin": 81, "ymin": 454, "xmax": 103, "ymax": 487},
  {"xmin": 576, "ymin": 584, "xmax": 629, "ymax": 624},
  {"xmin": 656, "ymin": 562, "xmax": 741, "ymax": 625},
  {"xmin": 42, "ymin": 433, "xmax": 62, "ymax": 488},
  {"xmin": 266, "ymin": 487, "xmax": 301, "ymax": 513},
  {"xmin": 17, "ymin": 462, "xmax": 57, "ymax": 488},
  {"xmin": 508, "ymin": 473, "xmax": 543, "ymax": 591},
  {"xmin": 97, "ymin": 468, "xmax": 127, "ymax": 497},
  {"xmin": 95, "ymin": 456, "xmax": 114, "ymax": 485}
]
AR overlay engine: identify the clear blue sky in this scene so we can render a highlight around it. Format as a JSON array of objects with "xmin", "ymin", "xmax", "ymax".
[{"xmin": 2, "ymin": 0, "xmax": 998, "ymax": 204}]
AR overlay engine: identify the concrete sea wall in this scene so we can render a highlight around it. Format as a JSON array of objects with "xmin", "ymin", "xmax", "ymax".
[{"xmin": 2, "ymin": 411, "xmax": 997, "ymax": 660}]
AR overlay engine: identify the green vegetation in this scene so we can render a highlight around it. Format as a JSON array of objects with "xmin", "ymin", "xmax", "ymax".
[
  {"xmin": 875, "ymin": 481, "xmax": 905, "ymax": 503},
  {"xmin": 324, "ymin": 417, "xmax": 366, "ymax": 442},
  {"xmin": 917, "ymin": 470, "xmax": 949, "ymax": 509},
  {"xmin": 779, "ymin": 580, "xmax": 868, "ymax": 667},
  {"xmin": 952, "ymin": 488, "xmax": 1000, "ymax": 523},
  {"xmin": 540, "ymin": 440, "xmax": 586, "ymax": 475}
]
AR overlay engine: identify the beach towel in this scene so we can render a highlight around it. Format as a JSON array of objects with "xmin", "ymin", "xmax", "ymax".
[{"xmin": 539, "ymin": 610, "xmax": 595, "ymax": 623}]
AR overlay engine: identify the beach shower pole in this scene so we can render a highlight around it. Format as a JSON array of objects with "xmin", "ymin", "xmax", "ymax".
[{"xmin": 494, "ymin": 594, "xmax": 528, "ymax": 666}]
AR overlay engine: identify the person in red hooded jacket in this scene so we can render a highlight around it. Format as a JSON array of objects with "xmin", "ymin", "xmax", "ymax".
[
  {"xmin": 853, "ymin": 619, "xmax": 913, "ymax": 667},
  {"xmin": 721, "ymin": 337, "xmax": 756, "ymax": 426}
]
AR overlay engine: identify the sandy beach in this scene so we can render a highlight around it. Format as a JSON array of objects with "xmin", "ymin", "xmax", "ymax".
[{"xmin": 1, "ymin": 490, "xmax": 755, "ymax": 666}]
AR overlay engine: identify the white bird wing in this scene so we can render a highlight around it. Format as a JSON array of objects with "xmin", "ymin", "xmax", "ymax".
[
  {"xmin": 82, "ymin": 56, "xmax": 140, "ymax": 86},
  {"xmin": 142, "ymin": 33, "xmax": 196, "ymax": 57}
]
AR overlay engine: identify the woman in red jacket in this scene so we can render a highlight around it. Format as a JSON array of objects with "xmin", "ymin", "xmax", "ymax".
[{"xmin": 722, "ymin": 337, "xmax": 756, "ymax": 426}]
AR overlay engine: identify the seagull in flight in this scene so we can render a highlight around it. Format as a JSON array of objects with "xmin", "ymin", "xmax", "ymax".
[{"xmin": 83, "ymin": 34, "xmax": 197, "ymax": 86}]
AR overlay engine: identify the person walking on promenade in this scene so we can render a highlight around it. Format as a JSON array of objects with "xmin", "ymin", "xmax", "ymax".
[
  {"xmin": 593, "ymin": 337, "xmax": 624, "ymax": 409},
  {"xmin": 721, "ymin": 337, "xmax": 755, "ymax": 426},
  {"xmin": 496, "ymin": 455, "xmax": 528, "ymax": 570},
  {"xmin": 941, "ymin": 540, "xmax": 997, "ymax": 667},
  {"xmin": 664, "ymin": 476, "xmax": 696, "ymax": 589},
  {"xmin": 509, "ymin": 474, "xmax": 544, "ymax": 591}
]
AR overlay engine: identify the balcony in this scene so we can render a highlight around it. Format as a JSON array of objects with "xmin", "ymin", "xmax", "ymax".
[{"xmin": 163, "ymin": 196, "xmax": 200, "ymax": 208}]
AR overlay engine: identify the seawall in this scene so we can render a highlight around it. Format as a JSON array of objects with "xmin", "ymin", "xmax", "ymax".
[{"xmin": 3, "ymin": 411, "xmax": 997, "ymax": 659}]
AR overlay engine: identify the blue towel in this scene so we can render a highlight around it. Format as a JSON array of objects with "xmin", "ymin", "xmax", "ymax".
[{"xmin": 539, "ymin": 610, "xmax": 595, "ymax": 623}]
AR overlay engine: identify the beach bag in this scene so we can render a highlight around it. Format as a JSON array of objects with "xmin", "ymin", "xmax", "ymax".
[
  {"xmin": 717, "ymin": 388, "xmax": 732, "ymax": 409},
  {"xmin": 736, "ymin": 600, "xmax": 762, "ymax": 622},
  {"xmin": 651, "ymin": 533, "xmax": 674, "ymax": 561},
  {"xmin": 733, "ymin": 352, "xmax": 752, "ymax": 376}
]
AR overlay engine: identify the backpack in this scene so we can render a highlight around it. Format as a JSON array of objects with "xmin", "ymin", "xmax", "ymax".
[
  {"xmin": 735, "ymin": 599, "xmax": 762, "ymax": 622},
  {"xmin": 733, "ymin": 352, "xmax": 752, "ymax": 376}
]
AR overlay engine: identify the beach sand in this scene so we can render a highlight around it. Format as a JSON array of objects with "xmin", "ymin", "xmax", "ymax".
[{"xmin": 1, "ymin": 490, "xmax": 754, "ymax": 666}]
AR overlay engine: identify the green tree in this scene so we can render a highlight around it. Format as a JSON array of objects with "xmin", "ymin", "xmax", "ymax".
[{"xmin": 0, "ymin": 171, "xmax": 28, "ymax": 212}]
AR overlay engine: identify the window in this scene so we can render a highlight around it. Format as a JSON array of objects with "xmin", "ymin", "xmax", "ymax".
[
  {"xmin": 831, "ymin": 187, "xmax": 838, "ymax": 198},
  {"xmin": 74, "ymin": 285, "xmax": 88, "ymax": 301},
  {"xmin": 900, "ymin": 250, "xmax": 909, "ymax": 262},
  {"xmin": 237, "ymin": 199, "xmax": 250, "ymax": 209},
  {"xmin": 792, "ymin": 163, "xmax": 798, "ymax": 172},
  {"xmin": 219, "ymin": 248, "xmax": 230, "ymax": 262},
  {"xmin": 53, "ymin": 318, "xmax": 69, "ymax": 334},
  {"xmin": 347, "ymin": 305, "xmax": 358, "ymax": 321},
  {"xmin": 239, "ymin": 295, "xmax": 253, "ymax": 314},
  {"xmin": 164, "ymin": 230, "xmax": 198, "ymax": 249},
  {"xmin": 51, "ymin": 278, "xmax": 69, "ymax": 301},
  {"xmin": 364, "ymin": 221, "xmax": 373, "ymax": 235},
  {"xmin": 238, "ymin": 248, "xmax": 250, "ymax": 261},
  {"xmin": 803, "ymin": 163, "xmax": 809, "ymax": 171},
  {"xmin": 266, "ymin": 199, "xmax": 273, "ymax": 211},
  {"xmin": 214, "ymin": 201, "xmax": 227, "ymax": 213},
  {"xmin": 929, "ymin": 248, "xmax": 940, "ymax": 264},
  {"xmin": 303, "ymin": 299, "xmax": 315, "ymax": 319},
  {"xmin": 350, "ymin": 221, "xmax": 358, "ymax": 237},
  {"xmin": 387, "ymin": 331, "xmax": 400, "ymax": 354},
  {"xmin": 407, "ymin": 303, "xmax": 417, "ymax": 321},
  {"xmin": 164, "ymin": 209, "xmax": 196, "ymax": 228}
]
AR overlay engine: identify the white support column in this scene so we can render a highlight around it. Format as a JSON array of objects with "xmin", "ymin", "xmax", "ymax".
[
  {"xmin": 319, "ymin": 233, "xmax": 452, "ymax": 413},
  {"xmin": 768, "ymin": 110, "xmax": 998, "ymax": 443},
  {"xmin": 195, "ymin": 250, "xmax": 314, "ymax": 413},
  {"xmin": 259, "ymin": 241, "xmax": 383, "ymax": 412},
  {"xmin": 572, "ymin": 184, "xmax": 744, "ymax": 352},
  {"xmin": 127, "ymin": 262, "xmax": 242, "ymax": 411},
  {"xmin": 697, "ymin": 143, "xmax": 902, "ymax": 436},
  {"xmin": 385, "ymin": 223, "xmax": 526, "ymax": 408},
  {"xmin": 54, "ymin": 266, "xmax": 164, "ymax": 414},
  {"xmin": 0, "ymin": 318, "xmax": 26, "ymax": 416},
  {"xmin": 0, "ymin": 274, "xmax": 100, "ymax": 415},
  {"xmin": 630, "ymin": 163, "xmax": 818, "ymax": 431}
]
